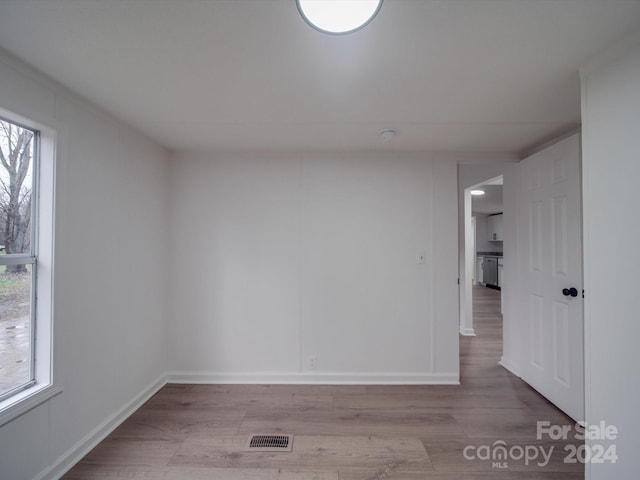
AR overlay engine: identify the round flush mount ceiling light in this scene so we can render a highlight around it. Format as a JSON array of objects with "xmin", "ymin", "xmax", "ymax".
[
  {"xmin": 297, "ymin": 0, "xmax": 383, "ymax": 35},
  {"xmin": 470, "ymin": 190, "xmax": 486, "ymax": 196}
]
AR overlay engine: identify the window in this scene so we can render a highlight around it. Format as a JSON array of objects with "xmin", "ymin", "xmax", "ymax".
[
  {"xmin": 0, "ymin": 110, "xmax": 57, "ymax": 424},
  {"xmin": 0, "ymin": 117, "xmax": 37, "ymax": 401}
]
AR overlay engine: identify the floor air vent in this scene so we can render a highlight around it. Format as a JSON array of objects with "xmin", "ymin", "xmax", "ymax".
[{"xmin": 246, "ymin": 434, "xmax": 294, "ymax": 452}]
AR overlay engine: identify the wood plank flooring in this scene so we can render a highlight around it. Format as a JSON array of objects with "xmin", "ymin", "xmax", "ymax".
[{"xmin": 63, "ymin": 286, "xmax": 584, "ymax": 479}]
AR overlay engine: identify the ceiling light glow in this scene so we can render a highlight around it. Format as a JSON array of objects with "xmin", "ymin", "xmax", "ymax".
[
  {"xmin": 470, "ymin": 190, "xmax": 486, "ymax": 196},
  {"xmin": 297, "ymin": 0, "xmax": 383, "ymax": 34}
]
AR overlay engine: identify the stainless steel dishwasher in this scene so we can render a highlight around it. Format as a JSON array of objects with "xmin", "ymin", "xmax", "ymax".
[{"xmin": 482, "ymin": 256, "xmax": 498, "ymax": 287}]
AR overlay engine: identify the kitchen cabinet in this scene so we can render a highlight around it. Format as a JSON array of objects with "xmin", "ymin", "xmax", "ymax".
[{"xmin": 487, "ymin": 213, "xmax": 504, "ymax": 241}]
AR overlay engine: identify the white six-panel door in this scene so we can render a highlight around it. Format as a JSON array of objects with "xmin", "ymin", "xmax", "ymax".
[{"xmin": 518, "ymin": 133, "xmax": 584, "ymax": 421}]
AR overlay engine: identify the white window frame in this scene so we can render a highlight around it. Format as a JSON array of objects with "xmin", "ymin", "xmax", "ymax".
[{"xmin": 0, "ymin": 107, "xmax": 60, "ymax": 426}]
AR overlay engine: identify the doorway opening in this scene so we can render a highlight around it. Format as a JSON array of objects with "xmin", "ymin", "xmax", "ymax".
[
  {"xmin": 459, "ymin": 133, "xmax": 584, "ymax": 422},
  {"xmin": 461, "ymin": 175, "xmax": 503, "ymax": 338}
]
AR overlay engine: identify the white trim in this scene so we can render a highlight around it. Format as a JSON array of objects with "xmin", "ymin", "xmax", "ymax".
[
  {"xmin": 35, "ymin": 375, "xmax": 167, "ymax": 480},
  {"xmin": 30, "ymin": 370, "xmax": 459, "ymax": 479},
  {"xmin": 0, "ymin": 254, "xmax": 35, "ymax": 265},
  {"xmin": 460, "ymin": 328, "xmax": 476, "ymax": 336},
  {"xmin": 165, "ymin": 371, "xmax": 460, "ymax": 385},
  {"xmin": 0, "ymin": 106, "xmax": 57, "ymax": 420},
  {"xmin": 581, "ymin": 52, "xmax": 594, "ymax": 480},
  {"xmin": 499, "ymin": 356, "xmax": 521, "ymax": 378},
  {"xmin": 0, "ymin": 384, "xmax": 62, "ymax": 427}
]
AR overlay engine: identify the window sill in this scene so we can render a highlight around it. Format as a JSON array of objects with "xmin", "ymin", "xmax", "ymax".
[{"xmin": 0, "ymin": 384, "xmax": 63, "ymax": 427}]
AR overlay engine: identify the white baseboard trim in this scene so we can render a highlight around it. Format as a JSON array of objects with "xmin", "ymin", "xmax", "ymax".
[
  {"xmin": 166, "ymin": 371, "xmax": 460, "ymax": 385},
  {"xmin": 31, "ymin": 370, "xmax": 459, "ymax": 479},
  {"xmin": 36, "ymin": 374, "xmax": 167, "ymax": 480},
  {"xmin": 460, "ymin": 327, "xmax": 476, "ymax": 336},
  {"xmin": 499, "ymin": 356, "xmax": 521, "ymax": 378}
]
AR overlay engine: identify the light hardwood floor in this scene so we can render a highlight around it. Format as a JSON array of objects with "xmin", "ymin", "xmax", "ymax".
[{"xmin": 63, "ymin": 286, "xmax": 584, "ymax": 479}]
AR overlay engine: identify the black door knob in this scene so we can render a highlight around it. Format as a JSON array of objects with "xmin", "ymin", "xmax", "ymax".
[{"xmin": 562, "ymin": 287, "xmax": 578, "ymax": 297}]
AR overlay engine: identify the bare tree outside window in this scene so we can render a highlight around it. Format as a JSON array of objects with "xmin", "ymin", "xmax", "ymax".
[
  {"xmin": 0, "ymin": 118, "xmax": 34, "ymax": 399},
  {"xmin": 0, "ymin": 120, "xmax": 33, "ymax": 269}
]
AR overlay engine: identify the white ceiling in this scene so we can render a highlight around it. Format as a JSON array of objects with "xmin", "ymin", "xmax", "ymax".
[
  {"xmin": 1, "ymin": 0, "xmax": 639, "ymax": 154},
  {"xmin": 472, "ymin": 185, "xmax": 503, "ymax": 215}
]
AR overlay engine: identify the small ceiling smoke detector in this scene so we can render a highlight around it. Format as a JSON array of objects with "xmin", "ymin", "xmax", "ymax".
[{"xmin": 379, "ymin": 129, "xmax": 397, "ymax": 142}]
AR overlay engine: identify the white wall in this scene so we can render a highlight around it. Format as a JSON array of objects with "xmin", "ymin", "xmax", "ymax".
[
  {"xmin": 168, "ymin": 151, "xmax": 459, "ymax": 383},
  {"xmin": 0, "ymin": 49, "xmax": 169, "ymax": 479},
  {"xmin": 581, "ymin": 33, "xmax": 640, "ymax": 479}
]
